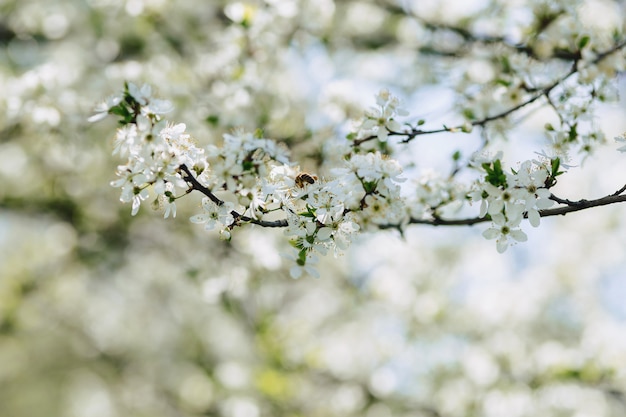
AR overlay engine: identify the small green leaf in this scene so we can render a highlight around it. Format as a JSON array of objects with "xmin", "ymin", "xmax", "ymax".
[
  {"xmin": 462, "ymin": 108, "xmax": 475, "ymax": 120},
  {"xmin": 578, "ymin": 35, "xmax": 590, "ymax": 50},
  {"xmin": 206, "ymin": 115, "xmax": 220, "ymax": 126},
  {"xmin": 242, "ymin": 160, "xmax": 255, "ymax": 171},
  {"xmin": 482, "ymin": 159, "xmax": 508, "ymax": 187},
  {"xmin": 362, "ymin": 180, "xmax": 378, "ymax": 194},
  {"xmin": 500, "ymin": 55, "xmax": 512, "ymax": 73},
  {"xmin": 568, "ymin": 123, "xmax": 578, "ymax": 142},
  {"xmin": 551, "ymin": 157, "xmax": 560, "ymax": 176}
]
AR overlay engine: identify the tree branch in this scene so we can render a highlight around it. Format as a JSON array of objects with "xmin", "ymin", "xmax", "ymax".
[
  {"xmin": 385, "ymin": 189, "xmax": 626, "ymax": 229},
  {"xmin": 180, "ymin": 165, "xmax": 626, "ymax": 231},
  {"xmin": 179, "ymin": 164, "xmax": 288, "ymax": 228},
  {"xmin": 353, "ymin": 39, "xmax": 626, "ymax": 147}
]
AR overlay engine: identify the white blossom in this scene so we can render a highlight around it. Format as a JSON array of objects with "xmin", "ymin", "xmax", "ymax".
[{"xmin": 190, "ymin": 198, "xmax": 235, "ymax": 230}]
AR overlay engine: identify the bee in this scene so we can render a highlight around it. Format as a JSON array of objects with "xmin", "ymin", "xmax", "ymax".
[{"xmin": 295, "ymin": 172, "xmax": 318, "ymax": 188}]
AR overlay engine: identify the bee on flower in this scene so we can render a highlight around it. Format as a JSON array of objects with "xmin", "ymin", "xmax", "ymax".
[{"xmin": 295, "ymin": 172, "xmax": 318, "ymax": 188}]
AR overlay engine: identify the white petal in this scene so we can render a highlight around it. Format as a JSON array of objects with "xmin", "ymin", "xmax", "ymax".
[
  {"xmin": 527, "ymin": 209, "xmax": 540, "ymax": 227},
  {"xmin": 87, "ymin": 112, "xmax": 108, "ymax": 123},
  {"xmin": 149, "ymin": 99, "xmax": 174, "ymax": 114},
  {"xmin": 506, "ymin": 204, "xmax": 525, "ymax": 225},
  {"xmin": 487, "ymin": 199, "xmax": 504, "ymax": 215},
  {"xmin": 386, "ymin": 119, "xmax": 402, "ymax": 132},
  {"xmin": 131, "ymin": 198, "xmax": 141, "ymax": 216},
  {"xmin": 305, "ymin": 265, "xmax": 320, "ymax": 279},
  {"xmin": 479, "ymin": 199, "xmax": 488, "ymax": 217},
  {"xmin": 189, "ymin": 214, "xmax": 207, "ymax": 224},
  {"xmin": 316, "ymin": 227, "xmax": 333, "ymax": 241},
  {"xmin": 491, "ymin": 213, "xmax": 506, "ymax": 225},
  {"xmin": 510, "ymin": 229, "xmax": 528, "ymax": 242},
  {"xmin": 289, "ymin": 265, "xmax": 303, "ymax": 279},
  {"xmin": 535, "ymin": 197, "xmax": 554, "ymax": 209},
  {"xmin": 482, "ymin": 228, "xmax": 500, "ymax": 240}
]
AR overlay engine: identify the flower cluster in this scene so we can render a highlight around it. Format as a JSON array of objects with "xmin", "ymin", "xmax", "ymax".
[
  {"xmin": 94, "ymin": 84, "xmax": 410, "ymax": 278},
  {"xmin": 470, "ymin": 157, "xmax": 560, "ymax": 253},
  {"xmin": 265, "ymin": 165, "xmax": 362, "ymax": 279},
  {"xmin": 94, "ymin": 80, "xmax": 623, "ymax": 276},
  {"xmin": 352, "ymin": 89, "xmax": 409, "ymax": 142},
  {"xmin": 105, "ymin": 84, "xmax": 203, "ymax": 217},
  {"xmin": 333, "ymin": 152, "xmax": 406, "ymax": 226},
  {"xmin": 276, "ymin": 151, "xmax": 409, "ymax": 277},
  {"xmin": 408, "ymin": 172, "xmax": 469, "ymax": 221}
]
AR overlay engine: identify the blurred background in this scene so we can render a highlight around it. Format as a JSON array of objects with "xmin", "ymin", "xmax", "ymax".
[{"xmin": 1, "ymin": 0, "xmax": 626, "ymax": 416}]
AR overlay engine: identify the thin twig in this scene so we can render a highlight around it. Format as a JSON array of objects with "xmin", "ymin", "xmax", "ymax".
[
  {"xmin": 179, "ymin": 164, "xmax": 288, "ymax": 228},
  {"xmin": 352, "ymin": 40, "xmax": 626, "ymax": 147}
]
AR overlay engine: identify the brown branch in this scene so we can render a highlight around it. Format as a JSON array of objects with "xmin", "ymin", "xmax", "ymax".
[
  {"xmin": 384, "ymin": 190, "xmax": 626, "ymax": 229},
  {"xmin": 179, "ymin": 164, "xmax": 222, "ymax": 206},
  {"xmin": 179, "ymin": 164, "xmax": 288, "ymax": 228},
  {"xmin": 354, "ymin": 69, "xmax": 570, "ymax": 147},
  {"xmin": 612, "ymin": 184, "xmax": 626, "ymax": 196},
  {"xmin": 541, "ymin": 193, "xmax": 626, "ymax": 216},
  {"xmin": 180, "ymin": 166, "xmax": 626, "ymax": 230}
]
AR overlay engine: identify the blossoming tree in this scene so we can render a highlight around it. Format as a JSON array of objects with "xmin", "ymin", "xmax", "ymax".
[
  {"xmin": 95, "ymin": 11, "xmax": 626, "ymax": 276},
  {"xmin": 2, "ymin": 0, "xmax": 626, "ymax": 416}
]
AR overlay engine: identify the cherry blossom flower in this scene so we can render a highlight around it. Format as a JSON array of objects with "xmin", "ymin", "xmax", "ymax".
[
  {"xmin": 482, "ymin": 208, "xmax": 528, "ymax": 253},
  {"xmin": 190, "ymin": 198, "xmax": 235, "ymax": 230},
  {"xmin": 356, "ymin": 89, "xmax": 409, "ymax": 141},
  {"xmin": 87, "ymin": 93, "xmax": 122, "ymax": 122}
]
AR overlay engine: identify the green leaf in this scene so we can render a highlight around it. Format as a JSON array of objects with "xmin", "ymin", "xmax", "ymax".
[
  {"xmin": 568, "ymin": 123, "xmax": 578, "ymax": 142},
  {"xmin": 242, "ymin": 161, "xmax": 254, "ymax": 172},
  {"xmin": 578, "ymin": 35, "xmax": 590, "ymax": 50},
  {"xmin": 206, "ymin": 114, "xmax": 220, "ymax": 126},
  {"xmin": 551, "ymin": 158, "xmax": 560, "ymax": 176},
  {"xmin": 462, "ymin": 108, "xmax": 475, "ymax": 120},
  {"xmin": 109, "ymin": 104, "xmax": 129, "ymax": 117},
  {"xmin": 362, "ymin": 180, "xmax": 378, "ymax": 194},
  {"xmin": 299, "ymin": 210, "xmax": 315, "ymax": 218},
  {"xmin": 500, "ymin": 55, "xmax": 512, "ymax": 74},
  {"xmin": 482, "ymin": 159, "xmax": 508, "ymax": 187}
]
